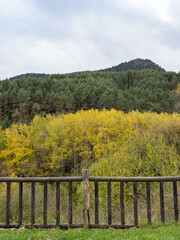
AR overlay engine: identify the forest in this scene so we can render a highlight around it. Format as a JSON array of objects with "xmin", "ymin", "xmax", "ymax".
[
  {"xmin": 0, "ymin": 60, "xmax": 180, "ymax": 226},
  {"xmin": 1, "ymin": 69, "xmax": 180, "ymax": 129},
  {"xmin": 99, "ymin": 58, "xmax": 165, "ymax": 72},
  {"xmin": 0, "ymin": 58, "xmax": 180, "ymax": 178},
  {"xmin": 0, "ymin": 109, "xmax": 180, "ymax": 178}
]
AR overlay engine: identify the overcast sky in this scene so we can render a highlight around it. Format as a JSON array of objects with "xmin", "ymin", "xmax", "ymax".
[{"xmin": 1, "ymin": 0, "xmax": 180, "ymax": 79}]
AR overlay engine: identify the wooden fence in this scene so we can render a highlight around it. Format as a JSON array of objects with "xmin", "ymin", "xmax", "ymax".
[{"xmin": 0, "ymin": 169, "xmax": 179, "ymax": 228}]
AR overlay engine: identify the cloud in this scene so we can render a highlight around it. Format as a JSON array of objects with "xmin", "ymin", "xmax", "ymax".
[{"xmin": 0, "ymin": 0, "xmax": 180, "ymax": 79}]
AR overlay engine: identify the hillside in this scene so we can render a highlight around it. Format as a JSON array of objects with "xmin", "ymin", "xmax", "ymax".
[
  {"xmin": 7, "ymin": 58, "xmax": 165, "ymax": 81},
  {"xmin": 0, "ymin": 69, "xmax": 179, "ymax": 129},
  {"xmin": 99, "ymin": 58, "xmax": 165, "ymax": 72},
  {"xmin": 9, "ymin": 73, "xmax": 49, "ymax": 81}
]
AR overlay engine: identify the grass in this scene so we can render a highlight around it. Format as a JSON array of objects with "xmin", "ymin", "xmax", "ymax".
[{"xmin": 0, "ymin": 222, "xmax": 179, "ymax": 240}]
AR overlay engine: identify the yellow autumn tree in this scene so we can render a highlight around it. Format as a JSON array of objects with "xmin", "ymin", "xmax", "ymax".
[
  {"xmin": 1, "ymin": 109, "xmax": 180, "ymax": 177},
  {"xmin": 0, "ymin": 124, "xmax": 33, "ymax": 177}
]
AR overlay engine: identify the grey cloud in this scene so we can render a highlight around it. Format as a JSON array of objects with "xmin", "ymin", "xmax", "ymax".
[{"xmin": 0, "ymin": 0, "xmax": 180, "ymax": 79}]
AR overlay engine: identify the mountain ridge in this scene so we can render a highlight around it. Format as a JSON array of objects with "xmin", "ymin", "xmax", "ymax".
[
  {"xmin": 99, "ymin": 58, "xmax": 165, "ymax": 72},
  {"xmin": 7, "ymin": 58, "xmax": 165, "ymax": 81}
]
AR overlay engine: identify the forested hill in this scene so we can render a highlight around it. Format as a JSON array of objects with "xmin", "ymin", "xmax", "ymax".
[
  {"xmin": 9, "ymin": 73, "xmax": 49, "ymax": 81},
  {"xmin": 99, "ymin": 58, "xmax": 165, "ymax": 72},
  {"xmin": 0, "ymin": 69, "xmax": 180, "ymax": 129},
  {"xmin": 7, "ymin": 58, "xmax": 165, "ymax": 81}
]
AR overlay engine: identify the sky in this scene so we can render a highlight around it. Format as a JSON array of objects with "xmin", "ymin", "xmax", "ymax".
[{"xmin": 1, "ymin": 0, "xmax": 180, "ymax": 79}]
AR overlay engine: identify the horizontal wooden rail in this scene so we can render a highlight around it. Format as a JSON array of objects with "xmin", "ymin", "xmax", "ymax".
[
  {"xmin": 0, "ymin": 223, "xmax": 83, "ymax": 229},
  {"xmin": 0, "ymin": 176, "xmax": 83, "ymax": 182},
  {"xmin": 90, "ymin": 224, "xmax": 138, "ymax": 229},
  {"xmin": 89, "ymin": 176, "xmax": 180, "ymax": 182}
]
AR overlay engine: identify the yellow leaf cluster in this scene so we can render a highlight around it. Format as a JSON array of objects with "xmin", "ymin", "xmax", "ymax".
[
  {"xmin": 0, "ymin": 109, "xmax": 179, "ymax": 178},
  {"xmin": 0, "ymin": 124, "xmax": 32, "ymax": 176}
]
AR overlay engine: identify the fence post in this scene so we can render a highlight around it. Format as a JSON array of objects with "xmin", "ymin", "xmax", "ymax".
[{"xmin": 83, "ymin": 169, "xmax": 90, "ymax": 228}]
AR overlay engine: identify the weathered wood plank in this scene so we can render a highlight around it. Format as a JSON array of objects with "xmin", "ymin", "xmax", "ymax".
[
  {"xmin": 83, "ymin": 169, "xmax": 90, "ymax": 228},
  {"xmin": 173, "ymin": 180, "xmax": 178, "ymax": 222},
  {"xmin": 44, "ymin": 182, "xmax": 47, "ymax": 226},
  {"xmin": 0, "ymin": 223, "xmax": 83, "ymax": 228},
  {"xmin": 146, "ymin": 181, "xmax": 151, "ymax": 224},
  {"xmin": 0, "ymin": 176, "xmax": 180, "ymax": 182},
  {"xmin": 31, "ymin": 182, "xmax": 35, "ymax": 225},
  {"xmin": 0, "ymin": 223, "xmax": 138, "ymax": 229},
  {"xmin": 120, "ymin": 181, "xmax": 125, "ymax": 225},
  {"xmin": 19, "ymin": 182, "xmax": 23, "ymax": 226},
  {"xmin": 0, "ymin": 176, "xmax": 180, "ymax": 183},
  {"xmin": 89, "ymin": 176, "xmax": 180, "ymax": 182},
  {"xmin": 69, "ymin": 181, "xmax": 73, "ymax": 225},
  {"xmin": 160, "ymin": 181, "xmax": 165, "ymax": 223},
  {"xmin": 90, "ymin": 223, "xmax": 139, "ymax": 229},
  {"xmin": 6, "ymin": 182, "xmax": 10, "ymax": 226},
  {"xmin": 95, "ymin": 180, "xmax": 99, "ymax": 224},
  {"xmin": 133, "ymin": 181, "xmax": 138, "ymax": 226},
  {"xmin": 0, "ymin": 177, "xmax": 83, "ymax": 182},
  {"xmin": 107, "ymin": 180, "xmax": 112, "ymax": 225},
  {"xmin": 56, "ymin": 181, "xmax": 60, "ymax": 226}
]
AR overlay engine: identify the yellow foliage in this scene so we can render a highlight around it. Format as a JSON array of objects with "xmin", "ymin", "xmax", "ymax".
[
  {"xmin": 0, "ymin": 109, "xmax": 180, "ymax": 177},
  {"xmin": 0, "ymin": 124, "xmax": 33, "ymax": 176}
]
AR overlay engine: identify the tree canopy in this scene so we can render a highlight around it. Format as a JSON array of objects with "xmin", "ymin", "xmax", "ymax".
[{"xmin": 0, "ymin": 69, "xmax": 179, "ymax": 128}]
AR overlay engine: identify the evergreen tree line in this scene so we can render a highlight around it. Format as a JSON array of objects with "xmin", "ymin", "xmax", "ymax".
[
  {"xmin": 100, "ymin": 58, "xmax": 165, "ymax": 72},
  {"xmin": 0, "ymin": 70, "xmax": 179, "ymax": 128}
]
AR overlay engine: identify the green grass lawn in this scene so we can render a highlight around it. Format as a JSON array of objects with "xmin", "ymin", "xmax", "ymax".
[{"xmin": 0, "ymin": 222, "xmax": 179, "ymax": 240}]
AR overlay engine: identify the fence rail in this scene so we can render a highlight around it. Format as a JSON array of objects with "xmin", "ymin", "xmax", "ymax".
[
  {"xmin": 0, "ymin": 170, "xmax": 179, "ymax": 228},
  {"xmin": 0, "ymin": 176, "xmax": 83, "ymax": 182}
]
